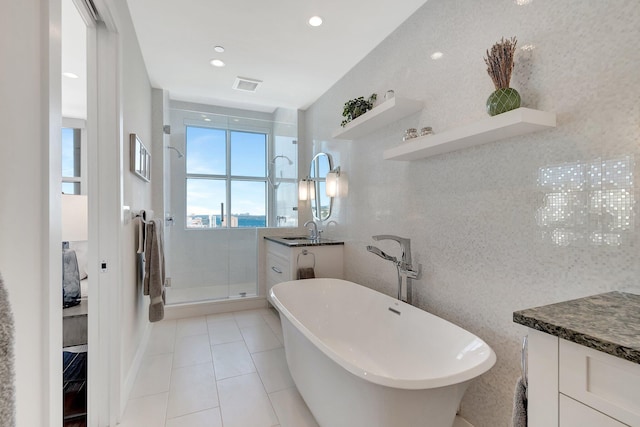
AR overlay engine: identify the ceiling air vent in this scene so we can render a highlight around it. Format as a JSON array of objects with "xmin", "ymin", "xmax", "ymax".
[{"xmin": 233, "ymin": 77, "xmax": 262, "ymax": 92}]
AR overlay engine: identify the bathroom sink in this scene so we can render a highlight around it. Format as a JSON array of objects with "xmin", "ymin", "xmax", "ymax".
[
  {"xmin": 265, "ymin": 235, "xmax": 343, "ymax": 247},
  {"xmin": 281, "ymin": 236, "xmax": 315, "ymax": 240}
]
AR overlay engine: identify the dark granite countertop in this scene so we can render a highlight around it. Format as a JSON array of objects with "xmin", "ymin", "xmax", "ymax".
[
  {"xmin": 514, "ymin": 291, "xmax": 640, "ymax": 364},
  {"xmin": 264, "ymin": 235, "xmax": 344, "ymax": 248}
]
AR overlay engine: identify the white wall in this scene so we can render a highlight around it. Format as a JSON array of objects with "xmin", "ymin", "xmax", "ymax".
[
  {"xmin": 0, "ymin": 0, "xmax": 154, "ymax": 423},
  {"xmin": 273, "ymin": 108, "xmax": 299, "ymax": 227},
  {"xmin": 0, "ymin": 0, "xmax": 59, "ymax": 425},
  {"xmin": 152, "ymin": 88, "xmax": 170, "ymax": 276},
  {"xmin": 303, "ymin": 0, "xmax": 640, "ymax": 425},
  {"xmin": 108, "ymin": 0, "xmax": 154, "ymax": 399}
]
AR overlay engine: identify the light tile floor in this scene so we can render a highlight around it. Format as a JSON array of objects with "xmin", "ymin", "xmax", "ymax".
[{"xmin": 119, "ymin": 308, "xmax": 319, "ymax": 427}]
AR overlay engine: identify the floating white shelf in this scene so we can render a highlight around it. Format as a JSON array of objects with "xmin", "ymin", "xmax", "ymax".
[
  {"xmin": 332, "ymin": 97, "xmax": 424, "ymax": 140},
  {"xmin": 383, "ymin": 108, "xmax": 557, "ymax": 161}
]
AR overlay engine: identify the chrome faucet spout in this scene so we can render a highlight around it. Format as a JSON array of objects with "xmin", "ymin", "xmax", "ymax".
[
  {"xmin": 372, "ymin": 235, "xmax": 412, "ymax": 265},
  {"xmin": 366, "ymin": 246, "xmax": 398, "ymax": 263},
  {"xmin": 303, "ymin": 220, "xmax": 319, "ymax": 240}
]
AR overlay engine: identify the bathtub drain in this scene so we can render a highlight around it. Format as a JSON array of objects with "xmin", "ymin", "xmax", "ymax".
[{"xmin": 388, "ymin": 307, "xmax": 401, "ymax": 315}]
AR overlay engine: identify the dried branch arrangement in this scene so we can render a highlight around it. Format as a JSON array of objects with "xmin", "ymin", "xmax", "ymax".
[{"xmin": 484, "ymin": 36, "xmax": 518, "ymax": 90}]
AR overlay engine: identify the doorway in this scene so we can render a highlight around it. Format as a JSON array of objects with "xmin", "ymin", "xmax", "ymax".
[
  {"xmin": 56, "ymin": 0, "xmax": 123, "ymax": 425},
  {"xmin": 61, "ymin": 1, "xmax": 89, "ymax": 424}
]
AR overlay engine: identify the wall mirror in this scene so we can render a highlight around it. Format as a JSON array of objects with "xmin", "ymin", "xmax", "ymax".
[
  {"xmin": 130, "ymin": 133, "xmax": 151, "ymax": 182},
  {"xmin": 309, "ymin": 152, "xmax": 334, "ymax": 221}
]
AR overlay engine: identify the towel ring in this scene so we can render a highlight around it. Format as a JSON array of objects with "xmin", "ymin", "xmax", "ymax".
[{"xmin": 296, "ymin": 249, "xmax": 316, "ymax": 269}]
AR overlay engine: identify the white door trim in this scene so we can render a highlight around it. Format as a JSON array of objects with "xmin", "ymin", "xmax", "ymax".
[
  {"xmin": 46, "ymin": 0, "xmax": 63, "ymax": 424},
  {"xmin": 86, "ymin": 3, "xmax": 124, "ymax": 425},
  {"xmin": 53, "ymin": 0, "xmax": 123, "ymax": 424}
]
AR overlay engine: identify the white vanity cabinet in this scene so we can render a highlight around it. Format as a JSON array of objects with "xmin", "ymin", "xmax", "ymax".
[
  {"xmin": 265, "ymin": 239, "xmax": 344, "ymax": 303},
  {"xmin": 528, "ymin": 329, "xmax": 640, "ymax": 427},
  {"xmin": 515, "ymin": 292, "xmax": 640, "ymax": 427}
]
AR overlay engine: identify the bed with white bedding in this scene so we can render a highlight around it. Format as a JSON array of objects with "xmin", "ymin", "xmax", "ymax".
[{"xmin": 63, "ymin": 241, "xmax": 88, "ymax": 347}]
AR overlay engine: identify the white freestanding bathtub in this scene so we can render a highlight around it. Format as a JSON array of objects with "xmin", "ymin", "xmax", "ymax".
[{"xmin": 270, "ymin": 278, "xmax": 496, "ymax": 427}]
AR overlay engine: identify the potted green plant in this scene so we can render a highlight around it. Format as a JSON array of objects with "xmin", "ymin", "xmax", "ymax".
[
  {"xmin": 341, "ymin": 93, "xmax": 377, "ymax": 127},
  {"xmin": 484, "ymin": 36, "xmax": 520, "ymax": 116}
]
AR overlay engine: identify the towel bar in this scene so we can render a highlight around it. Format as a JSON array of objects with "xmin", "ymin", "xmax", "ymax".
[{"xmin": 132, "ymin": 209, "xmax": 154, "ymax": 223}]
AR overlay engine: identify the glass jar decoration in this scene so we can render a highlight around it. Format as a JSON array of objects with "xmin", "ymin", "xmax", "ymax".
[
  {"xmin": 384, "ymin": 90, "xmax": 395, "ymax": 101},
  {"xmin": 420, "ymin": 127, "xmax": 434, "ymax": 136},
  {"xmin": 403, "ymin": 128, "xmax": 418, "ymax": 141}
]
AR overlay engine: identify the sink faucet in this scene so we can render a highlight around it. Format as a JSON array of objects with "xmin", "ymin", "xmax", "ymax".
[
  {"xmin": 367, "ymin": 235, "xmax": 420, "ymax": 304},
  {"xmin": 304, "ymin": 220, "xmax": 320, "ymax": 240}
]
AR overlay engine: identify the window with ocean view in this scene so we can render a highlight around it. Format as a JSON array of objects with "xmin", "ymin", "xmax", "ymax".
[{"xmin": 185, "ymin": 126, "xmax": 268, "ymax": 228}]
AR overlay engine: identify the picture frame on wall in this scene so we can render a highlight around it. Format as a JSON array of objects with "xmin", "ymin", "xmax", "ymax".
[{"xmin": 130, "ymin": 133, "xmax": 151, "ymax": 182}]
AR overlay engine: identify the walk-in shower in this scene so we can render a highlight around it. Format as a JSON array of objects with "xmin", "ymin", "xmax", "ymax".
[{"xmin": 164, "ymin": 104, "xmax": 298, "ymax": 304}]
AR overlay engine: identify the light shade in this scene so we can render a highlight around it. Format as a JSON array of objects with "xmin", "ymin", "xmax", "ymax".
[
  {"xmin": 326, "ymin": 171, "xmax": 338, "ymax": 197},
  {"xmin": 62, "ymin": 194, "xmax": 88, "ymax": 241},
  {"xmin": 325, "ymin": 167, "xmax": 347, "ymax": 198},
  {"xmin": 298, "ymin": 178, "xmax": 315, "ymax": 201}
]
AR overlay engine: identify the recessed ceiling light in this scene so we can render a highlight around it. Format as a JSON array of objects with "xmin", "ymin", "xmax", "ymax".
[
  {"xmin": 63, "ymin": 72, "xmax": 79, "ymax": 79},
  {"xmin": 214, "ymin": 45, "xmax": 225, "ymax": 53},
  {"xmin": 308, "ymin": 16, "xmax": 323, "ymax": 27},
  {"xmin": 210, "ymin": 59, "xmax": 225, "ymax": 67},
  {"xmin": 514, "ymin": 0, "xmax": 532, "ymax": 4},
  {"xmin": 430, "ymin": 52, "xmax": 443, "ymax": 60}
]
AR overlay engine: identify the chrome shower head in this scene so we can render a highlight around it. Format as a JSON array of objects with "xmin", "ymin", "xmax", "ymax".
[
  {"xmin": 271, "ymin": 154, "xmax": 293, "ymax": 165},
  {"xmin": 167, "ymin": 146, "xmax": 184, "ymax": 158}
]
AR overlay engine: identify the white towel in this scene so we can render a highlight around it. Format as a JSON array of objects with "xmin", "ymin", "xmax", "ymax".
[
  {"xmin": 512, "ymin": 376, "xmax": 527, "ymax": 427},
  {"xmin": 134, "ymin": 216, "xmax": 145, "ymax": 254}
]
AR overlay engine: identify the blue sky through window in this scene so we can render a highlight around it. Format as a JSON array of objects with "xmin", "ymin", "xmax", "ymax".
[{"xmin": 186, "ymin": 126, "xmax": 267, "ymax": 222}]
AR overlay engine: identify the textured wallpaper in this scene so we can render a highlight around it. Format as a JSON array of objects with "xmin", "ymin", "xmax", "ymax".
[{"xmin": 303, "ymin": 0, "xmax": 640, "ymax": 425}]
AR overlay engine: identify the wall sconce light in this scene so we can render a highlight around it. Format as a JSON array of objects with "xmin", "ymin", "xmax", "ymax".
[
  {"xmin": 326, "ymin": 167, "xmax": 347, "ymax": 198},
  {"xmin": 298, "ymin": 177, "xmax": 315, "ymax": 201}
]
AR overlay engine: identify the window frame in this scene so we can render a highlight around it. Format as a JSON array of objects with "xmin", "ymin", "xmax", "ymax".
[
  {"xmin": 185, "ymin": 124, "xmax": 271, "ymax": 229},
  {"xmin": 62, "ymin": 118, "xmax": 87, "ymax": 195}
]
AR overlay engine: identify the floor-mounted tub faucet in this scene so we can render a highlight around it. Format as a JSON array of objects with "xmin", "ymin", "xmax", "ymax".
[{"xmin": 367, "ymin": 235, "xmax": 419, "ymax": 304}]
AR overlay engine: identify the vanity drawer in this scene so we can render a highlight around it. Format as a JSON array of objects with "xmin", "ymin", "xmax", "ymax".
[
  {"xmin": 559, "ymin": 339, "xmax": 640, "ymax": 426},
  {"xmin": 266, "ymin": 251, "xmax": 290, "ymax": 280},
  {"xmin": 559, "ymin": 394, "xmax": 627, "ymax": 427},
  {"xmin": 266, "ymin": 239, "xmax": 291, "ymax": 259}
]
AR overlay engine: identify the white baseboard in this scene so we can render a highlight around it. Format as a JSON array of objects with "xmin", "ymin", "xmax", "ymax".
[
  {"xmin": 119, "ymin": 321, "xmax": 152, "ymax": 418},
  {"xmin": 453, "ymin": 415, "xmax": 474, "ymax": 427},
  {"xmin": 164, "ymin": 296, "xmax": 267, "ymax": 320}
]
